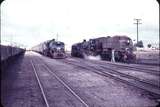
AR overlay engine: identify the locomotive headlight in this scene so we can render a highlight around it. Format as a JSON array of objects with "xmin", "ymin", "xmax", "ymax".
[
  {"xmin": 125, "ymin": 40, "xmax": 130, "ymax": 45},
  {"xmin": 127, "ymin": 40, "xmax": 130, "ymax": 43},
  {"xmin": 57, "ymin": 47, "xmax": 61, "ymax": 50},
  {"xmin": 125, "ymin": 48, "xmax": 129, "ymax": 51}
]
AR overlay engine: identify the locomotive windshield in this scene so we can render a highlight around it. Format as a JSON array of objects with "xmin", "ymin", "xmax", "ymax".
[
  {"xmin": 56, "ymin": 42, "xmax": 64, "ymax": 47},
  {"xmin": 49, "ymin": 41, "xmax": 64, "ymax": 50},
  {"xmin": 50, "ymin": 42, "xmax": 63, "ymax": 46}
]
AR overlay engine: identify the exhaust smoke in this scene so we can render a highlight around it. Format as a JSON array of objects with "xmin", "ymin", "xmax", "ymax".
[{"xmin": 84, "ymin": 54, "xmax": 101, "ymax": 61}]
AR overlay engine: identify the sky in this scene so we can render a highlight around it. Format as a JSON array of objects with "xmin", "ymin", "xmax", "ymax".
[{"xmin": 1, "ymin": 0, "xmax": 159, "ymax": 50}]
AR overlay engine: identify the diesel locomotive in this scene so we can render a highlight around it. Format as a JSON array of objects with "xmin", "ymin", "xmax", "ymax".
[
  {"xmin": 71, "ymin": 35, "xmax": 136, "ymax": 62},
  {"xmin": 32, "ymin": 39, "xmax": 66, "ymax": 58}
]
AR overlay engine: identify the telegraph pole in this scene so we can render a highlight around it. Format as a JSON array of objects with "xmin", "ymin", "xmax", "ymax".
[{"xmin": 134, "ymin": 19, "xmax": 142, "ymax": 43}]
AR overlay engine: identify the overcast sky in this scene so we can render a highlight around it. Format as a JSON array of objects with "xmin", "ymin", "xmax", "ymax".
[{"xmin": 1, "ymin": 0, "xmax": 159, "ymax": 50}]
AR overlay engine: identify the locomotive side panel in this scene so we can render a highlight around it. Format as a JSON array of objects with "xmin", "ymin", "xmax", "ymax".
[
  {"xmin": 103, "ymin": 36, "xmax": 121, "ymax": 50},
  {"xmin": 94, "ymin": 37, "xmax": 105, "ymax": 53}
]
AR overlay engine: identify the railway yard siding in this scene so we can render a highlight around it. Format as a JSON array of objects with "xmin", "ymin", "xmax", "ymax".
[{"xmin": 1, "ymin": 51, "xmax": 159, "ymax": 107}]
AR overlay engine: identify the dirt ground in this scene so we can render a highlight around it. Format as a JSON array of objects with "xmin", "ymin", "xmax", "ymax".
[{"xmin": 1, "ymin": 52, "xmax": 159, "ymax": 107}]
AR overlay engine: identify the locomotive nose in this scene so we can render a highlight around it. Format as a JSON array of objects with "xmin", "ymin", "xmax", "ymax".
[
  {"xmin": 126, "ymin": 48, "xmax": 131, "ymax": 53},
  {"xmin": 57, "ymin": 47, "xmax": 61, "ymax": 50},
  {"xmin": 125, "ymin": 48, "xmax": 129, "ymax": 51}
]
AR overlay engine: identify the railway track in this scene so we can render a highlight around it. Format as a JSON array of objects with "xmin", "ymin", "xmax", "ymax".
[
  {"xmin": 66, "ymin": 58, "xmax": 159, "ymax": 87},
  {"xmin": 98, "ymin": 65, "xmax": 159, "ymax": 88},
  {"xmin": 69, "ymin": 57, "xmax": 159, "ymax": 76},
  {"xmin": 99, "ymin": 61, "xmax": 159, "ymax": 76},
  {"xmin": 30, "ymin": 59, "xmax": 89, "ymax": 107},
  {"xmin": 31, "ymin": 60, "xmax": 50, "ymax": 107},
  {"xmin": 60, "ymin": 59, "xmax": 160, "ymax": 98}
]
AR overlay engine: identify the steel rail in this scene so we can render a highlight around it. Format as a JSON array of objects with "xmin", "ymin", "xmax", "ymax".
[
  {"xmin": 101, "ymin": 61, "xmax": 159, "ymax": 75},
  {"xmin": 42, "ymin": 63, "xmax": 90, "ymax": 107},
  {"xmin": 30, "ymin": 60, "xmax": 50, "ymax": 107},
  {"xmin": 64, "ymin": 59, "xmax": 159, "ymax": 88},
  {"xmin": 99, "ymin": 65, "xmax": 159, "ymax": 88},
  {"xmin": 70, "ymin": 57, "xmax": 159, "ymax": 74},
  {"xmin": 61, "ymin": 60, "xmax": 160, "ymax": 97}
]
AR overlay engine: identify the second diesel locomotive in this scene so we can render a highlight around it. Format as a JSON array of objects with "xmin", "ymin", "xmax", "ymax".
[
  {"xmin": 71, "ymin": 35, "xmax": 136, "ymax": 62},
  {"xmin": 32, "ymin": 39, "xmax": 66, "ymax": 58}
]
